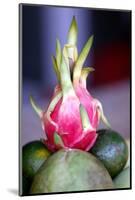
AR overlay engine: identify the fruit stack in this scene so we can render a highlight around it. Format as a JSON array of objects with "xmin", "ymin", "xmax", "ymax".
[{"xmin": 21, "ymin": 16, "xmax": 130, "ymax": 195}]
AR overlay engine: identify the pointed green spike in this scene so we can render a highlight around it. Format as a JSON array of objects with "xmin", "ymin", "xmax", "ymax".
[
  {"xmin": 67, "ymin": 16, "xmax": 78, "ymax": 46},
  {"xmin": 96, "ymin": 101, "xmax": 111, "ymax": 128},
  {"xmin": 54, "ymin": 132, "xmax": 64, "ymax": 147},
  {"xmin": 81, "ymin": 67, "xmax": 95, "ymax": 80},
  {"xmin": 73, "ymin": 45, "xmax": 78, "ymax": 61},
  {"xmin": 29, "ymin": 95, "xmax": 42, "ymax": 117},
  {"xmin": 80, "ymin": 67, "xmax": 95, "ymax": 88},
  {"xmin": 46, "ymin": 92, "xmax": 62, "ymax": 133},
  {"xmin": 73, "ymin": 35, "xmax": 94, "ymax": 84},
  {"xmin": 80, "ymin": 104, "xmax": 94, "ymax": 130},
  {"xmin": 59, "ymin": 47, "xmax": 75, "ymax": 96},
  {"xmin": 56, "ymin": 39, "xmax": 62, "ymax": 68},
  {"xmin": 47, "ymin": 92, "xmax": 62, "ymax": 113},
  {"xmin": 63, "ymin": 45, "xmax": 70, "ymax": 68},
  {"xmin": 64, "ymin": 44, "xmax": 78, "ymax": 63},
  {"xmin": 67, "ymin": 16, "xmax": 78, "ymax": 62},
  {"xmin": 52, "ymin": 55, "xmax": 60, "ymax": 81},
  {"xmin": 98, "ymin": 108, "xmax": 111, "ymax": 128}
]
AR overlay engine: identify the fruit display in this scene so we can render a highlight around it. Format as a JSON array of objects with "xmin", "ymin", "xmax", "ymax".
[{"xmin": 21, "ymin": 16, "xmax": 130, "ymax": 195}]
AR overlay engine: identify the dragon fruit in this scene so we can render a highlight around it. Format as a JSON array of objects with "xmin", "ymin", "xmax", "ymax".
[{"xmin": 30, "ymin": 16, "xmax": 110, "ymax": 152}]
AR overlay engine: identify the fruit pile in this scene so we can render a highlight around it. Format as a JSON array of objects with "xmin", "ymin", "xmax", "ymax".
[{"xmin": 21, "ymin": 16, "xmax": 130, "ymax": 195}]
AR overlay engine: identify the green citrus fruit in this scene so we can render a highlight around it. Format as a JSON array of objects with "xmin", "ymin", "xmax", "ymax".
[
  {"xmin": 90, "ymin": 129, "xmax": 128, "ymax": 178},
  {"xmin": 23, "ymin": 140, "xmax": 51, "ymax": 181}
]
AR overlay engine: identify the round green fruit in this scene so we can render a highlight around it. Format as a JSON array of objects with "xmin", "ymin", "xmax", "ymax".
[
  {"xmin": 23, "ymin": 140, "xmax": 51, "ymax": 180},
  {"xmin": 30, "ymin": 149, "xmax": 113, "ymax": 194},
  {"xmin": 90, "ymin": 129, "xmax": 128, "ymax": 178},
  {"xmin": 113, "ymin": 167, "xmax": 130, "ymax": 188}
]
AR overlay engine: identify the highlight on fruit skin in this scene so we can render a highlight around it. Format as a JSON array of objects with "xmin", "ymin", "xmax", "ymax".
[{"xmin": 30, "ymin": 16, "xmax": 110, "ymax": 152}]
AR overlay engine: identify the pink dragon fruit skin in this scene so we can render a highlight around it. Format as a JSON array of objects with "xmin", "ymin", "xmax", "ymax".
[
  {"xmin": 30, "ymin": 16, "xmax": 110, "ymax": 152},
  {"xmin": 43, "ymin": 91, "xmax": 98, "ymax": 152}
]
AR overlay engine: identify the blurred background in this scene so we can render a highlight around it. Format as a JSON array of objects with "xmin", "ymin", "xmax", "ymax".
[{"xmin": 20, "ymin": 4, "xmax": 131, "ymax": 145}]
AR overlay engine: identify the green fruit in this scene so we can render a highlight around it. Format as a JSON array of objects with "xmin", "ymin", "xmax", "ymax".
[
  {"xmin": 113, "ymin": 167, "xmax": 130, "ymax": 188},
  {"xmin": 23, "ymin": 140, "xmax": 51, "ymax": 180},
  {"xmin": 30, "ymin": 149, "xmax": 113, "ymax": 194},
  {"xmin": 90, "ymin": 129, "xmax": 128, "ymax": 178}
]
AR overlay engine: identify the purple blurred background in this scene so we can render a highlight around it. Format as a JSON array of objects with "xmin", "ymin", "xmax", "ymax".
[{"xmin": 20, "ymin": 4, "xmax": 131, "ymax": 146}]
